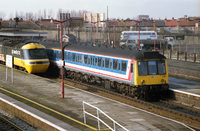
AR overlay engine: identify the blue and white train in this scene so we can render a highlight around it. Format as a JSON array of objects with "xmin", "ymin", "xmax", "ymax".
[{"xmin": 43, "ymin": 42, "xmax": 169, "ymax": 99}]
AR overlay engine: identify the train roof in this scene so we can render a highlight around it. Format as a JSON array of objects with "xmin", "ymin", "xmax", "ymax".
[
  {"xmin": 42, "ymin": 41, "xmax": 166, "ymax": 60},
  {"xmin": 0, "ymin": 39, "xmax": 44, "ymax": 49}
]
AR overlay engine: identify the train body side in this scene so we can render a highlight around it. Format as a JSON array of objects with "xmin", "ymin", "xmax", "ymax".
[{"xmin": 47, "ymin": 48, "xmax": 134, "ymax": 85}]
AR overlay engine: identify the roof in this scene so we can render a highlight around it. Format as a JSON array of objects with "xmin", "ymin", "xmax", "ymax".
[
  {"xmin": 165, "ymin": 20, "xmax": 177, "ymax": 27},
  {"xmin": 42, "ymin": 41, "xmax": 166, "ymax": 60},
  {"xmin": 0, "ymin": 39, "xmax": 43, "ymax": 49},
  {"xmin": 0, "ymin": 29, "xmax": 47, "ymax": 37}
]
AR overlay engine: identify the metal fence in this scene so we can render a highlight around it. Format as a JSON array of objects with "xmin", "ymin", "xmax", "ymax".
[
  {"xmin": 83, "ymin": 101, "xmax": 128, "ymax": 131},
  {"xmin": 162, "ymin": 43, "xmax": 200, "ymax": 63}
]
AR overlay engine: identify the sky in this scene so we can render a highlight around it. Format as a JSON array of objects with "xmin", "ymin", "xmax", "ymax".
[{"xmin": 0, "ymin": 0, "xmax": 200, "ymax": 20}]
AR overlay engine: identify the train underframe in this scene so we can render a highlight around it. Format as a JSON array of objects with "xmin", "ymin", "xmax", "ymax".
[{"xmin": 62, "ymin": 68, "xmax": 169, "ymax": 100}]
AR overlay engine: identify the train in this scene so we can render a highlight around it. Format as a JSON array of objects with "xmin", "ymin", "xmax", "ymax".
[
  {"xmin": 0, "ymin": 39, "xmax": 50, "ymax": 74},
  {"xmin": 42, "ymin": 41, "xmax": 169, "ymax": 99}
]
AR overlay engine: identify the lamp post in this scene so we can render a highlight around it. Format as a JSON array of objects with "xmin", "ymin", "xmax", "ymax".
[
  {"xmin": 109, "ymin": 21, "xmax": 116, "ymax": 48},
  {"xmin": 91, "ymin": 21, "xmax": 98, "ymax": 46},
  {"xmin": 151, "ymin": 20, "xmax": 156, "ymax": 51},
  {"xmin": 132, "ymin": 19, "xmax": 143, "ymax": 50},
  {"xmin": 51, "ymin": 18, "xmax": 71, "ymax": 98}
]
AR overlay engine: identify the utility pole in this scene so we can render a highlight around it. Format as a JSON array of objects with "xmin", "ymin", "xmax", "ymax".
[{"xmin": 107, "ymin": 6, "xmax": 110, "ymax": 45}]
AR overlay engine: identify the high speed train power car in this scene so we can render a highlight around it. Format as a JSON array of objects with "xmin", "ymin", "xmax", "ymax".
[
  {"xmin": 43, "ymin": 42, "xmax": 169, "ymax": 99},
  {"xmin": 0, "ymin": 39, "xmax": 50, "ymax": 73}
]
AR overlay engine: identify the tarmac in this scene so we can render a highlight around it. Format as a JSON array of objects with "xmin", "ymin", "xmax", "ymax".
[
  {"xmin": 167, "ymin": 59, "xmax": 200, "ymax": 95},
  {"xmin": 0, "ymin": 64, "xmax": 197, "ymax": 130}
]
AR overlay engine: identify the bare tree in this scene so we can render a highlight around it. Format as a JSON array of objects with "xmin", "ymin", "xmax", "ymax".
[
  {"xmin": 44, "ymin": 9, "xmax": 46, "ymax": 19},
  {"xmin": 0, "ymin": 11, "xmax": 6, "ymax": 19}
]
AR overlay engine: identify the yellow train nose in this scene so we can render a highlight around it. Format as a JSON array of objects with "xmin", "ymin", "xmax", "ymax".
[{"xmin": 25, "ymin": 60, "xmax": 50, "ymax": 74}]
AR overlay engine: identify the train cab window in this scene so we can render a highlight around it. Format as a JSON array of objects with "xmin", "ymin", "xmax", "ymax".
[
  {"xmin": 157, "ymin": 60, "xmax": 166, "ymax": 75},
  {"xmin": 122, "ymin": 61, "xmax": 127, "ymax": 71},
  {"xmin": 84, "ymin": 55, "xmax": 88, "ymax": 64},
  {"xmin": 98, "ymin": 57, "xmax": 102, "ymax": 67},
  {"xmin": 105, "ymin": 58, "xmax": 109, "ymax": 68},
  {"xmin": 113, "ymin": 59, "xmax": 117, "ymax": 70},
  {"xmin": 138, "ymin": 61, "xmax": 147, "ymax": 76},
  {"xmin": 148, "ymin": 61, "xmax": 157, "ymax": 75}
]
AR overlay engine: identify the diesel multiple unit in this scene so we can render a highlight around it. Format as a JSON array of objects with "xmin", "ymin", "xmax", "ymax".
[{"xmin": 43, "ymin": 42, "xmax": 169, "ymax": 99}]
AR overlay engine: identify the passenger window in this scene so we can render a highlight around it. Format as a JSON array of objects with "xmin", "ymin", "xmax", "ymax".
[
  {"xmin": 118, "ymin": 61, "xmax": 121, "ymax": 70},
  {"xmin": 102, "ymin": 59, "xmax": 105, "ymax": 67},
  {"xmin": 113, "ymin": 59, "xmax": 117, "ymax": 70},
  {"xmin": 98, "ymin": 57, "xmax": 102, "ymax": 67},
  {"xmin": 79, "ymin": 54, "xmax": 82, "ymax": 63},
  {"xmin": 105, "ymin": 58, "xmax": 109, "ymax": 68},
  {"xmin": 95, "ymin": 57, "xmax": 98, "ymax": 66},
  {"xmin": 110, "ymin": 60, "xmax": 113, "ymax": 69},
  {"xmin": 90, "ymin": 57, "xmax": 92, "ymax": 65},
  {"xmin": 72, "ymin": 53, "xmax": 75, "ymax": 62},
  {"xmin": 122, "ymin": 61, "xmax": 127, "ymax": 71},
  {"xmin": 84, "ymin": 55, "xmax": 88, "ymax": 64}
]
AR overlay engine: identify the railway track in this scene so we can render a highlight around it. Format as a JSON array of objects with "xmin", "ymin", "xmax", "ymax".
[
  {"xmin": 0, "ymin": 115, "xmax": 24, "ymax": 131},
  {"xmin": 52, "ymin": 77, "xmax": 200, "ymax": 129}
]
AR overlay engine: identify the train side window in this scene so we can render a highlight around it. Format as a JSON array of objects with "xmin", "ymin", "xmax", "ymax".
[
  {"xmin": 102, "ymin": 58, "xmax": 105, "ymax": 68},
  {"xmin": 84, "ymin": 55, "xmax": 88, "ymax": 64},
  {"xmin": 105, "ymin": 58, "xmax": 109, "ymax": 68},
  {"xmin": 109, "ymin": 60, "xmax": 113, "ymax": 69},
  {"xmin": 88, "ymin": 56, "xmax": 92, "ymax": 65},
  {"xmin": 98, "ymin": 57, "xmax": 102, "ymax": 67},
  {"xmin": 122, "ymin": 61, "xmax": 127, "ymax": 71},
  {"xmin": 95, "ymin": 57, "xmax": 98, "ymax": 66},
  {"xmin": 68, "ymin": 53, "xmax": 72, "ymax": 61},
  {"xmin": 75, "ymin": 54, "xmax": 78, "ymax": 62},
  {"xmin": 79, "ymin": 54, "xmax": 82, "ymax": 63},
  {"xmin": 131, "ymin": 64, "xmax": 133, "ymax": 73},
  {"xmin": 72, "ymin": 53, "xmax": 75, "ymax": 62},
  {"xmin": 64, "ymin": 52, "xmax": 67, "ymax": 60},
  {"xmin": 118, "ymin": 61, "xmax": 121, "ymax": 71},
  {"xmin": 113, "ymin": 59, "xmax": 117, "ymax": 70},
  {"xmin": 56, "ymin": 51, "xmax": 61, "ymax": 59}
]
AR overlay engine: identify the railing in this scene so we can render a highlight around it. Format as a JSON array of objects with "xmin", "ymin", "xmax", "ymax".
[{"xmin": 83, "ymin": 101, "xmax": 129, "ymax": 131}]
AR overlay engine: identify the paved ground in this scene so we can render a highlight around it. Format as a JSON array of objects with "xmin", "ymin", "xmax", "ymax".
[{"xmin": 0, "ymin": 64, "xmax": 196, "ymax": 130}]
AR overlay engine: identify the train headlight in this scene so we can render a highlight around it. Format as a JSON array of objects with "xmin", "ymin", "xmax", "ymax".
[
  {"xmin": 161, "ymin": 79, "xmax": 165, "ymax": 82},
  {"xmin": 141, "ymin": 80, "xmax": 145, "ymax": 84}
]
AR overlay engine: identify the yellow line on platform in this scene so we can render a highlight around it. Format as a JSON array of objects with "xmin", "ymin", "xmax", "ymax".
[{"xmin": 0, "ymin": 87, "xmax": 98, "ymax": 130}]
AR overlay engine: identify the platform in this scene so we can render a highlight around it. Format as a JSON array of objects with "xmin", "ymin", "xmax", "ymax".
[{"xmin": 0, "ymin": 64, "xmax": 196, "ymax": 130}]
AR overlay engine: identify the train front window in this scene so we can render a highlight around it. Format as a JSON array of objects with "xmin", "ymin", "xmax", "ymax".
[
  {"xmin": 158, "ymin": 60, "xmax": 166, "ymax": 75},
  {"xmin": 138, "ymin": 61, "xmax": 148, "ymax": 76},
  {"xmin": 24, "ymin": 49, "xmax": 47, "ymax": 59},
  {"xmin": 138, "ymin": 60, "xmax": 166, "ymax": 76},
  {"xmin": 148, "ymin": 61, "xmax": 157, "ymax": 75}
]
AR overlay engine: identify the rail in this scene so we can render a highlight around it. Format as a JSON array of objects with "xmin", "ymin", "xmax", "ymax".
[{"xmin": 83, "ymin": 101, "xmax": 129, "ymax": 131}]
